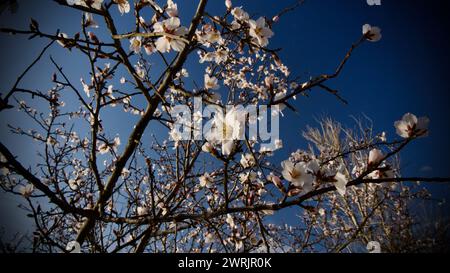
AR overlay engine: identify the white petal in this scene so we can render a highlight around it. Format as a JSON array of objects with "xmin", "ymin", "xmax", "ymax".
[
  {"xmin": 155, "ymin": 37, "xmax": 171, "ymax": 53},
  {"xmin": 222, "ymin": 140, "xmax": 234, "ymax": 156},
  {"xmin": 334, "ymin": 172, "xmax": 348, "ymax": 196}
]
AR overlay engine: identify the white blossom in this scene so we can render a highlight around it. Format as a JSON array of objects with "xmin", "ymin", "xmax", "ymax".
[
  {"xmin": 56, "ymin": 32, "xmax": 69, "ymax": 48},
  {"xmin": 231, "ymin": 7, "xmax": 249, "ymax": 21},
  {"xmin": 204, "ymin": 74, "xmax": 220, "ymax": 90},
  {"xmin": 66, "ymin": 241, "xmax": 81, "ymax": 253},
  {"xmin": 225, "ymin": 0, "xmax": 232, "ymax": 9},
  {"xmin": 226, "ymin": 214, "xmax": 236, "ymax": 228},
  {"xmin": 201, "ymin": 142, "xmax": 214, "ymax": 153},
  {"xmin": 166, "ymin": 0, "xmax": 178, "ymax": 17},
  {"xmin": 137, "ymin": 206, "xmax": 148, "ymax": 216},
  {"xmin": 199, "ymin": 172, "xmax": 214, "ymax": 188},
  {"xmin": 19, "ymin": 184, "xmax": 34, "ymax": 198},
  {"xmin": 239, "ymin": 171, "xmax": 257, "ymax": 183},
  {"xmin": 248, "ymin": 17, "xmax": 274, "ymax": 47},
  {"xmin": 281, "ymin": 160, "xmax": 314, "ymax": 190},
  {"xmin": 196, "ymin": 24, "xmax": 222, "ymax": 46},
  {"xmin": 368, "ymin": 148, "xmax": 384, "ymax": 165},
  {"xmin": 334, "ymin": 172, "xmax": 348, "ymax": 196},
  {"xmin": 394, "ymin": 113, "xmax": 429, "ymax": 138},
  {"xmin": 367, "ymin": 241, "xmax": 381, "ymax": 253},
  {"xmin": 362, "ymin": 24, "xmax": 382, "ymax": 42},
  {"xmin": 114, "ymin": 0, "xmax": 130, "ymax": 15},
  {"xmin": 205, "ymin": 107, "xmax": 244, "ymax": 156},
  {"xmin": 84, "ymin": 12, "xmax": 98, "ymax": 28},
  {"xmin": 153, "ymin": 17, "xmax": 188, "ymax": 53},
  {"xmin": 129, "ymin": 36, "xmax": 142, "ymax": 54},
  {"xmin": 98, "ymin": 142, "xmax": 110, "ymax": 154},
  {"xmin": 80, "ymin": 78, "xmax": 91, "ymax": 97},
  {"xmin": 240, "ymin": 153, "xmax": 256, "ymax": 168}
]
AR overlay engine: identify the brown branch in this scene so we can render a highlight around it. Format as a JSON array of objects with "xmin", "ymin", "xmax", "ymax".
[
  {"xmin": 75, "ymin": 0, "xmax": 209, "ymax": 248},
  {"xmin": 0, "ymin": 141, "xmax": 92, "ymax": 217},
  {"xmin": 1, "ymin": 40, "xmax": 54, "ymax": 107}
]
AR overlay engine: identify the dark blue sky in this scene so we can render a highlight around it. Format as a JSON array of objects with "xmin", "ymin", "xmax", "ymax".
[{"xmin": 1, "ymin": 0, "xmax": 450, "ymax": 239}]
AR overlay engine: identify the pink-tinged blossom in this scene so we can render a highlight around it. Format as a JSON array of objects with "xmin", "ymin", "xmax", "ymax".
[
  {"xmin": 113, "ymin": 0, "xmax": 130, "ymax": 15},
  {"xmin": 153, "ymin": 17, "xmax": 188, "ymax": 53},
  {"xmin": 166, "ymin": 0, "xmax": 178, "ymax": 17},
  {"xmin": 362, "ymin": 24, "xmax": 382, "ymax": 42},
  {"xmin": 281, "ymin": 160, "xmax": 314, "ymax": 191},
  {"xmin": 129, "ymin": 36, "xmax": 142, "ymax": 54},
  {"xmin": 394, "ymin": 113, "xmax": 429, "ymax": 138},
  {"xmin": 204, "ymin": 74, "xmax": 220, "ymax": 90},
  {"xmin": 248, "ymin": 17, "xmax": 274, "ymax": 47},
  {"xmin": 368, "ymin": 148, "xmax": 384, "ymax": 165}
]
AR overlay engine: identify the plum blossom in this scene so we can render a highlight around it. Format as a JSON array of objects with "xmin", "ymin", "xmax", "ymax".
[
  {"xmin": 69, "ymin": 178, "xmax": 81, "ymax": 190},
  {"xmin": 98, "ymin": 142, "xmax": 110, "ymax": 154},
  {"xmin": 137, "ymin": 206, "xmax": 149, "ymax": 216},
  {"xmin": 199, "ymin": 52, "xmax": 216, "ymax": 63},
  {"xmin": 368, "ymin": 148, "xmax": 384, "ymax": 165},
  {"xmin": 214, "ymin": 49, "xmax": 228, "ymax": 64},
  {"xmin": 275, "ymin": 139, "xmax": 283, "ymax": 150},
  {"xmin": 231, "ymin": 7, "xmax": 249, "ymax": 21},
  {"xmin": 367, "ymin": 241, "xmax": 381, "ymax": 253},
  {"xmin": 281, "ymin": 160, "xmax": 314, "ymax": 190},
  {"xmin": 334, "ymin": 172, "xmax": 348, "ymax": 196},
  {"xmin": 66, "ymin": 241, "xmax": 81, "ymax": 253},
  {"xmin": 239, "ymin": 171, "xmax": 256, "ymax": 183},
  {"xmin": 113, "ymin": 136, "xmax": 121, "ymax": 150},
  {"xmin": 268, "ymin": 173, "xmax": 284, "ymax": 192},
  {"xmin": 19, "ymin": 184, "xmax": 34, "ymax": 198},
  {"xmin": 176, "ymin": 68, "xmax": 189, "ymax": 78},
  {"xmin": 205, "ymin": 233, "xmax": 214, "ymax": 244},
  {"xmin": 367, "ymin": 166, "xmax": 395, "ymax": 179},
  {"xmin": 394, "ymin": 113, "xmax": 429, "ymax": 138},
  {"xmin": 196, "ymin": 24, "xmax": 222, "ymax": 46},
  {"xmin": 201, "ymin": 142, "xmax": 214, "ymax": 153},
  {"xmin": 113, "ymin": 0, "xmax": 130, "ymax": 15},
  {"xmin": 225, "ymin": 0, "xmax": 232, "ymax": 10},
  {"xmin": 144, "ymin": 44, "xmax": 156, "ymax": 55},
  {"xmin": 129, "ymin": 36, "xmax": 142, "ymax": 54},
  {"xmin": 248, "ymin": 17, "xmax": 274, "ymax": 47},
  {"xmin": 240, "ymin": 153, "xmax": 256, "ymax": 168},
  {"xmin": 362, "ymin": 24, "xmax": 382, "ymax": 42},
  {"xmin": 204, "ymin": 74, "xmax": 220, "ymax": 90},
  {"xmin": 153, "ymin": 17, "xmax": 188, "ymax": 53},
  {"xmin": 84, "ymin": 12, "xmax": 98, "ymax": 28},
  {"xmin": 134, "ymin": 64, "xmax": 146, "ymax": 79},
  {"xmin": 206, "ymin": 108, "xmax": 244, "ymax": 156},
  {"xmin": 165, "ymin": 0, "xmax": 178, "ymax": 18},
  {"xmin": 225, "ymin": 214, "xmax": 236, "ymax": 228},
  {"xmin": 56, "ymin": 32, "xmax": 69, "ymax": 48},
  {"xmin": 199, "ymin": 173, "xmax": 214, "ymax": 188}
]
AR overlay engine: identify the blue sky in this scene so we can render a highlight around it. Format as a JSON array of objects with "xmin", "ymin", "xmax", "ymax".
[{"xmin": 1, "ymin": 0, "xmax": 449, "ymax": 242}]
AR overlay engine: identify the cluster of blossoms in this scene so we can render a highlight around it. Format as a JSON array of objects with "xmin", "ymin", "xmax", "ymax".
[
  {"xmin": 272, "ymin": 113, "xmax": 429, "ymax": 197},
  {"xmin": 127, "ymin": 0, "xmax": 188, "ymax": 54}
]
